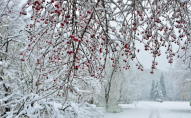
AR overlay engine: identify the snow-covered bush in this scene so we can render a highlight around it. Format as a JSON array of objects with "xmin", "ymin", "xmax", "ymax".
[{"xmin": 107, "ymin": 105, "xmax": 122, "ymax": 113}]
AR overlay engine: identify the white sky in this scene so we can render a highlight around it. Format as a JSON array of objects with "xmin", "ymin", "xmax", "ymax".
[{"xmin": 136, "ymin": 43, "xmax": 172, "ymax": 71}]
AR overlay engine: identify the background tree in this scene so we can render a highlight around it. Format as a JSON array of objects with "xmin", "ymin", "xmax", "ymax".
[
  {"xmin": 168, "ymin": 49, "xmax": 191, "ymax": 101},
  {"xmin": 159, "ymin": 73, "xmax": 166, "ymax": 100},
  {"xmin": 150, "ymin": 80, "xmax": 155, "ymax": 101},
  {"xmin": 157, "ymin": 81, "xmax": 163, "ymax": 101},
  {"xmin": 97, "ymin": 56, "xmax": 143, "ymax": 111},
  {"xmin": 153, "ymin": 80, "xmax": 163, "ymax": 101},
  {"xmin": 153, "ymin": 80, "xmax": 158, "ymax": 101},
  {"xmin": 117, "ymin": 68, "xmax": 143, "ymax": 104}
]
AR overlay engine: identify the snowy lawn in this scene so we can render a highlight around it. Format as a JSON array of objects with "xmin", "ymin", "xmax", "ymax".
[{"xmin": 104, "ymin": 101, "xmax": 191, "ymax": 118}]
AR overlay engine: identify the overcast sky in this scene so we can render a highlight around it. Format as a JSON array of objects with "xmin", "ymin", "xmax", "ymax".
[
  {"xmin": 136, "ymin": 43, "xmax": 172, "ymax": 71},
  {"xmin": 136, "ymin": 38, "xmax": 181, "ymax": 72}
]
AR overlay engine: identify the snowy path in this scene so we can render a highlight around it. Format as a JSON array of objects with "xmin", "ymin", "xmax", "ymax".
[
  {"xmin": 143, "ymin": 103, "xmax": 160, "ymax": 118},
  {"xmin": 104, "ymin": 101, "xmax": 191, "ymax": 118}
]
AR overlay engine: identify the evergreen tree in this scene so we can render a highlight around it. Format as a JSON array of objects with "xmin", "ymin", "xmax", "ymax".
[
  {"xmin": 159, "ymin": 73, "xmax": 166, "ymax": 100},
  {"xmin": 152, "ymin": 80, "xmax": 163, "ymax": 101},
  {"xmin": 157, "ymin": 82, "xmax": 163, "ymax": 101},
  {"xmin": 154, "ymin": 80, "xmax": 159, "ymax": 101},
  {"xmin": 150, "ymin": 80, "xmax": 155, "ymax": 100},
  {"xmin": 154, "ymin": 80, "xmax": 164, "ymax": 101}
]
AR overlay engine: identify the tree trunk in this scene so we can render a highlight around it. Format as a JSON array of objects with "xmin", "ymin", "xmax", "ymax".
[{"xmin": 104, "ymin": 58, "xmax": 118, "ymax": 111}]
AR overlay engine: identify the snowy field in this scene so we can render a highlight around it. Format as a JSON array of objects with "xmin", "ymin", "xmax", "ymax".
[{"xmin": 104, "ymin": 101, "xmax": 191, "ymax": 118}]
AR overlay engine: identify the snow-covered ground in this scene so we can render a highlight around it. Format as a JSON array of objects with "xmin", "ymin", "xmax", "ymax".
[{"xmin": 104, "ymin": 101, "xmax": 191, "ymax": 118}]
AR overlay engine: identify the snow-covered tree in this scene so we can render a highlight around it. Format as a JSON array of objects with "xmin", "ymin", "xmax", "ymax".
[
  {"xmin": 2, "ymin": 0, "xmax": 191, "ymax": 117},
  {"xmin": 153, "ymin": 80, "xmax": 159, "ymax": 101},
  {"xmin": 97, "ymin": 57, "xmax": 143, "ymax": 111},
  {"xmin": 150, "ymin": 80, "xmax": 155, "ymax": 100},
  {"xmin": 157, "ymin": 81, "xmax": 163, "ymax": 101},
  {"xmin": 0, "ymin": 0, "xmax": 27, "ymax": 116},
  {"xmin": 150, "ymin": 74, "xmax": 166, "ymax": 101},
  {"xmin": 169, "ymin": 50, "xmax": 191, "ymax": 101},
  {"xmin": 0, "ymin": 1, "xmax": 103, "ymax": 117},
  {"xmin": 159, "ymin": 73, "xmax": 166, "ymax": 100},
  {"xmin": 117, "ymin": 70, "xmax": 143, "ymax": 104},
  {"xmin": 164, "ymin": 67, "xmax": 176, "ymax": 101},
  {"xmin": 152, "ymin": 80, "xmax": 163, "ymax": 101},
  {"xmin": 115, "ymin": 60, "xmax": 143, "ymax": 105}
]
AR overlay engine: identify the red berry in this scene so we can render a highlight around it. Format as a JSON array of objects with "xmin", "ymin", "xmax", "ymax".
[
  {"xmin": 61, "ymin": 23, "xmax": 64, "ymax": 26},
  {"xmin": 20, "ymin": 58, "xmax": 25, "ymax": 61}
]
